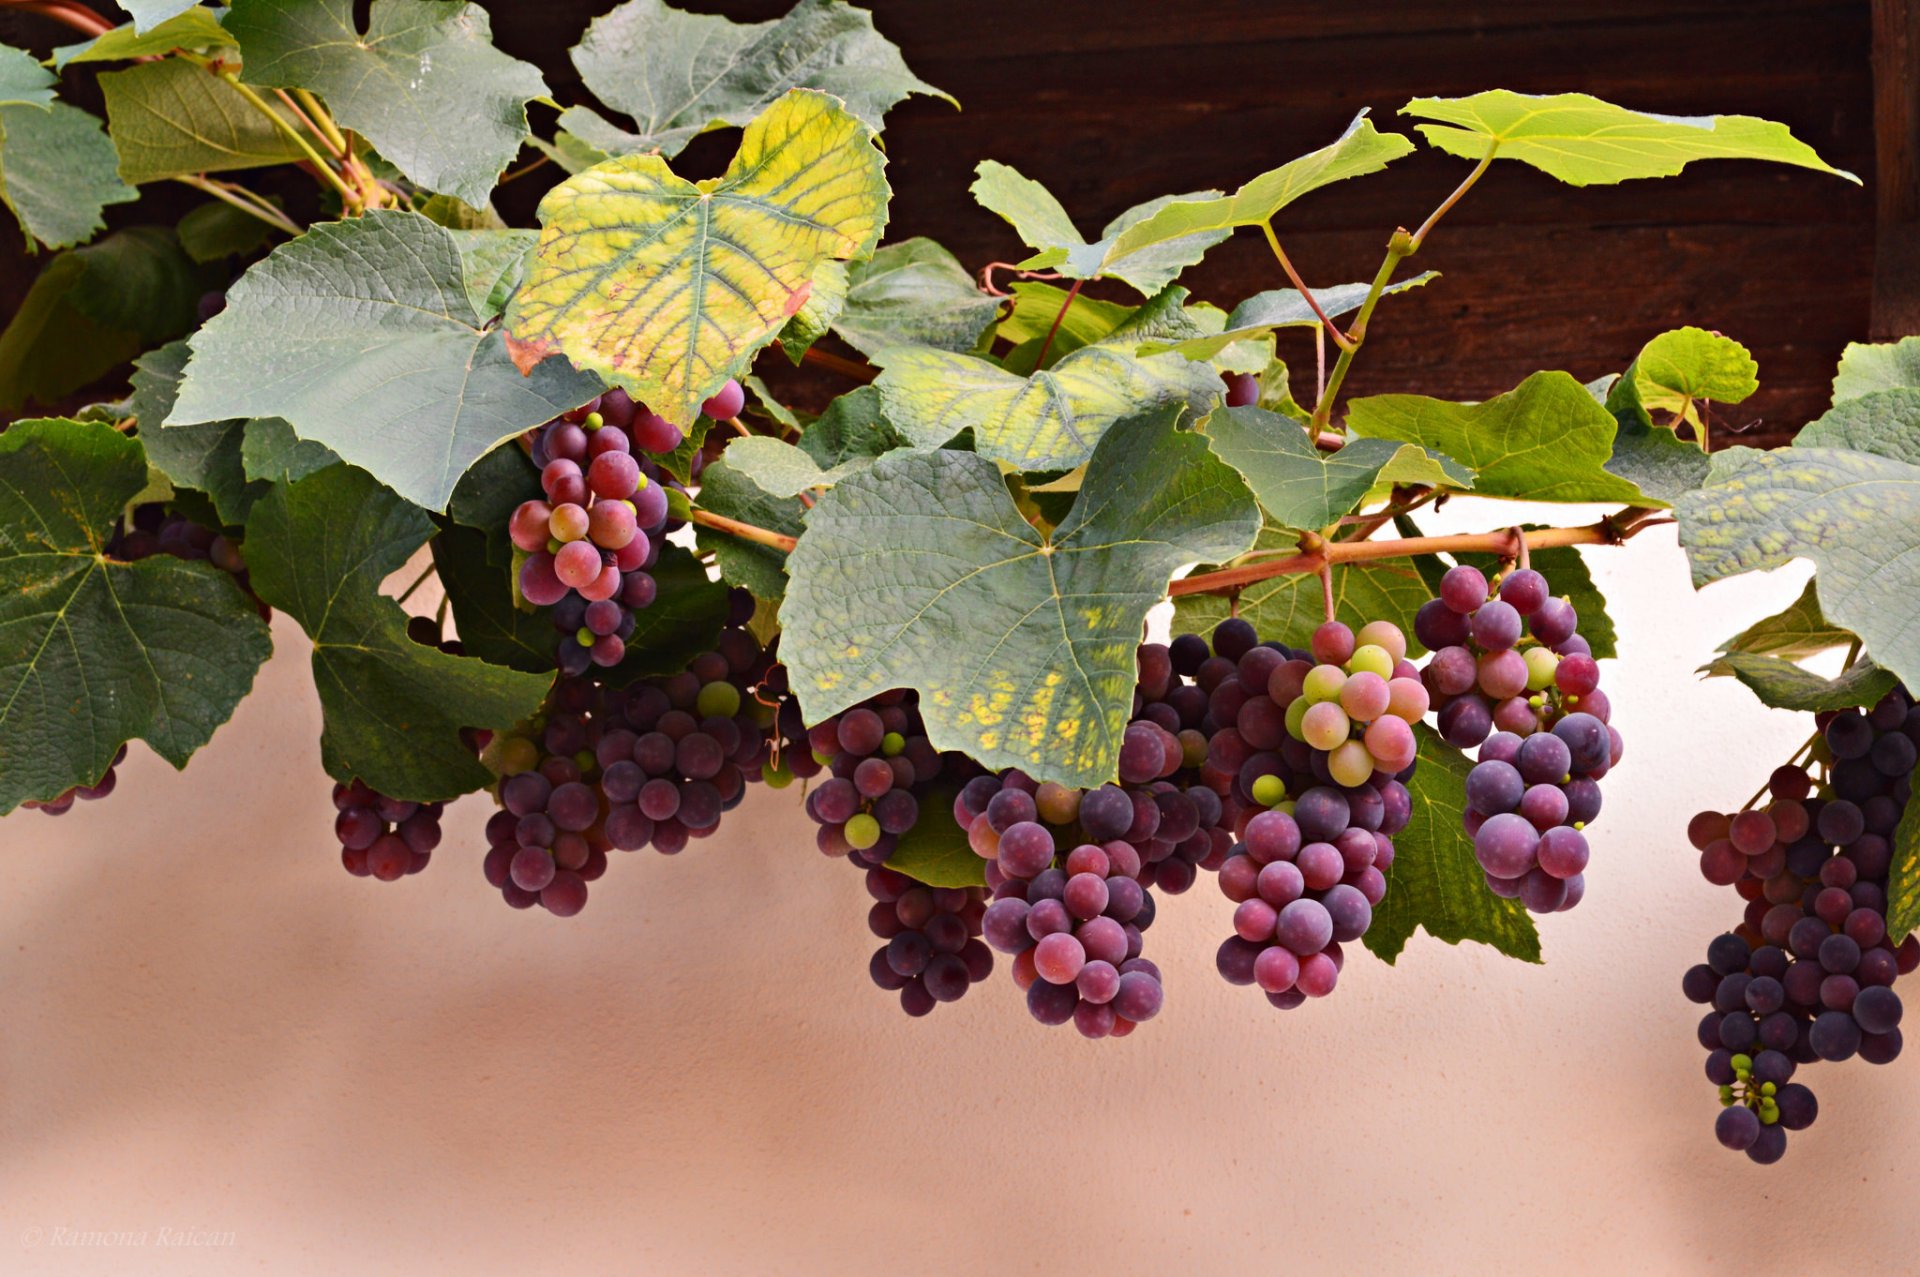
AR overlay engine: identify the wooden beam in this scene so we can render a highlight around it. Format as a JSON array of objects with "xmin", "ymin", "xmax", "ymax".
[{"xmin": 1872, "ymin": 0, "xmax": 1920, "ymax": 337}]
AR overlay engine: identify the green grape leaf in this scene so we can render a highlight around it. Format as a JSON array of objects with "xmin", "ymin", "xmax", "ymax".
[
  {"xmin": 55, "ymin": 9, "xmax": 236, "ymax": 67},
  {"xmin": 0, "ymin": 227, "xmax": 213, "ymax": 412},
  {"xmin": 1887, "ymin": 765, "xmax": 1920, "ymax": 944},
  {"xmin": 129, "ymin": 340, "xmax": 260, "ymax": 524},
  {"xmin": 777, "ymin": 258, "xmax": 847, "ymax": 363},
  {"xmin": 744, "ymin": 375, "xmax": 803, "ymax": 431},
  {"xmin": 1603, "ymin": 404, "xmax": 1712, "ymax": 504},
  {"xmin": 239, "ymin": 417, "xmax": 337, "ymax": 486},
  {"xmin": 1107, "ymin": 113, "xmax": 1415, "ymax": 261},
  {"xmin": 997, "ymin": 281, "xmax": 1133, "ymax": 356},
  {"xmin": 99, "ymin": 59, "xmax": 310, "ymax": 184},
  {"xmin": 0, "ymin": 99, "xmax": 138, "ymax": 249},
  {"xmin": 1202, "ymin": 404, "xmax": 1472, "ymax": 531},
  {"xmin": 243, "ymin": 462, "xmax": 551, "ymax": 799},
  {"xmin": 166, "ymin": 210, "xmax": 603, "ymax": 512},
  {"xmin": 606, "ymin": 542, "xmax": 732, "ymax": 681},
  {"xmin": 0, "ymin": 43, "xmax": 57, "ymax": 105},
  {"xmin": 1365, "ymin": 724, "xmax": 1542, "ymax": 964},
  {"xmin": 872, "ymin": 288, "xmax": 1220, "ymax": 471},
  {"xmin": 117, "ymin": 1, "xmax": 205, "ymax": 32},
  {"xmin": 1709, "ymin": 578, "xmax": 1851, "ymax": 666},
  {"xmin": 559, "ymin": 0, "xmax": 948, "ymax": 161},
  {"xmin": 446, "ymin": 226, "xmax": 536, "ymax": 320},
  {"xmin": 882, "ymin": 786, "xmax": 986, "ymax": 888},
  {"xmin": 0, "ymin": 418, "xmax": 272, "ymax": 813},
  {"xmin": 971, "ymin": 160, "xmax": 1230, "ymax": 295},
  {"xmin": 782, "ymin": 406, "xmax": 1260, "ymax": 787},
  {"xmin": 798, "ymin": 384, "xmax": 903, "ymax": 464},
  {"xmin": 1797, "ymin": 387, "xmax": 1920, "ymax": 463},
  {"xmin": 1678, "ymin": 442, "xmax": 1920, "ymax": 698},
  {"xmin": 506, "ymin": 90, "xmax": 889, "ymax": 430},
  {"xmin": 176, "ymin": 198, "xmax": 282, "ymax": 262},
  {"xmin": 830, "ymin": 237, "xmax": 1002, "ymax": 359},
  {"xmin": 1138, "ymin": 274, "xmax": 1437, "ymax": 363},
  {"xmin": 224, "ymin": 0, "xmax": 547, "ymax": 206},
  {"xmin": 1401, "ymin": 91, "xmax": 1859, "ymax": 186},
  {"xmin": 719, "ymin": 436, "xmax": 877, "ymax": 498},
  {"xmin": 430, "ymin": 521, "xmax": 552, "ymax": 673},
  {"xmin": 1833, "ymin": 337, "xmax": 1920, "ymax": 403},
  {"xmin": 693, "ymin": 458, "xmax": 803, "ymax": 603},
  {"xmin": 1701, "ymin": 652, "xmax": 1897, "ymax": 712},
  {"xmin": 1614, "ymin": 327, "xmax": 1757, "ymax": 430},
  {"xmin": 1173, "ymin": 519, "xmax": 1434, "ymax": 654},
  {"xmin": 1348, "ymin": 370, "xmax": 1653, "ymax": 504},
  {"xmin": 445, "ymin": 440, "xmax": 538, "ymax": 536}
]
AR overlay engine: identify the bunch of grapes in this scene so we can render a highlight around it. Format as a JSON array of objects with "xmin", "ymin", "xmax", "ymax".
[
  {"xmin": 481, "ymin": 676, "xmax": 617, "ymax": 915},
  {"xmin": 863, "ymin": 866, "xmax": 994, "ymax": 1016},
  {"xmin": 1682, "ymin": 692, "xmax": 1919, "ymax": 1161},
  {"xmin": 334, "ymin": 781, "xmax": 443, "ymax": 880},
  {"xmin": 1186, "ymin": 617, "xmax": 1412, "ymax": 1006},
  {"xmin": 794, "ymin": 691, "xmax": 955, "ymax": 867},
  {"xmin": 1418, "ymin": 562, "xmax": 1617, "ymax": 913}
]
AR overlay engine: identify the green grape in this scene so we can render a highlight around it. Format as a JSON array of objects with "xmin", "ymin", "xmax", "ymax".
[
  {"xmin": 1524, "ymin": 646, "xmax": 1559, "ymax": 691},
  {"xmin": 1303, "ymin": 663, "xmax": 1348, "ymax": 704},
  {"xmin": 1328, "ymin": 739, "xmax": 1374, "ymax": 787},
  {"xmin": 762, "ymin": 760, "xmax": 794, "ymax": 788},
  {"xmin": 696, "ymin": 680, "xmax": 743, "ymax": 719},
  {"xmin": 845, "ymin": 813, "xmax": 882, "ymax": 849},
  {"xmin": 1284, "ymin": 695, "xmax": 1312, "ymax": 741},
  {"xmin": 881, "ymin": 731, "xmax": 907, "ymax": 756},
  {"xmin": 1251, "ymin": 774, "xmax": 1288, "ymax": 807},
  {"xmin": 1347, "ymin": 644, "xmax": 1394, "ymax": 678}
]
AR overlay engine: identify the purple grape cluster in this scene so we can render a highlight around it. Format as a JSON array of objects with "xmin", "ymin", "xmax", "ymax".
[
  {"xmin": 790, "ymin": 690, "xmax": 958, "ymax": 866},
  {"xmin": 482, "ymin": 675, "xmax": 618, "ymax": 915},
  {"xmin": 334, "ymin": 780, "xmax": 443, "ymax": 881},
  {"xmin": 864, "ymin": 866, "xmax": 994, "ymax": 1016},
  {"xmin": 1418, "ymin": 562, "xmax": 1619, "ymax": 913},
  {"xmin": 1683, "ymin": 691, "xmax": 1920, "ymax": 1161}
]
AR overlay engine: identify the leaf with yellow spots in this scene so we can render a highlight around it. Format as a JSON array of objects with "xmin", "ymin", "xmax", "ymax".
[
  {"xmin": 505, "ymin": 89, "xmax": 890, "ymax": 429},
  {"xmin": 1678, "ymin": 438, "xmax": 1920, "ymax": 701},
  {"xmin": 0, "ymin": 418, "xmax": 271, "ymax": 813},
  {"xmin": 781, "ymin": 405, "xmax": 1259, "ymax": 788}
]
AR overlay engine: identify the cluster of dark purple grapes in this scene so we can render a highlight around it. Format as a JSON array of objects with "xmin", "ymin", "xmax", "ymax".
[
  {"xmin": 1683, "ymin": 692, "xmax": 1919, "ymax": 1162},
  {"xmin": 482, "ymin": 675, "xmax": 618, "ymax": 915},
  {"xmin": 1418, "ymin": 562, "xmax": 1618, "ymax": 913},
  {"xmin": 335, "ymin": 781, "xmax": 443, "ymax": 881},
  {"xmin": 511, "ymin": 379, "xmax": 741, "ymax": 676},
  {"xmin": 864, "ymin": 866, "xmax": 994, "ymax": 1017},
  {"xmin": 1178, "ymin": 617, "xmax": 1407, "ymax": 1008},
  {"xmin": 791, "ymin": 692, "xmax": 955, "ymax": 865}
]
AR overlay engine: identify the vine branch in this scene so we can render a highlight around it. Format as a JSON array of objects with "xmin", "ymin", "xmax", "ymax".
[
  {"xmin": 1261, "ymin": 223, "xmax": 1355, "ymax": 351},
  {"xmin": 800, "ymin": 346, "xmax": 878, "ymax": 383},
  {"xmin": 687, "ymin": 506, "xmax": 799, "ymax": 552},
  {"xmin": 172, "ymin": 175, "xmax": 303, "ymax": 237},
  {"xmin": 0, "ymin": 0, "xmax": 111, "ymax": 37}
]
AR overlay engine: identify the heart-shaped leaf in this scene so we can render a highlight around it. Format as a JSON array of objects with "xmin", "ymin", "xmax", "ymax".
[
  {"xmin": 1402, "ymin": 91, "xmax": 1858, "ymax": 185},
  {"xmin": 506, "ymin": 89, "xmax": 890, "ymax": 429},
  {"xmin": 558, "ymin": 0, "xmax": 948, "ymax": 161},
  {"xmin": 166, "ymin": 210, "xmax": 603, "ymax": 512},
  {"xmin": 881, "ymin": 786, "xmax": 986, "ymax": 888},
  {"xmin": 225, "ymin": 0, "xmax": 547, "ymax": 205},
  {"xmin": 243, "ymin": 462, "xmax": 552, "ymax": 800},
  {"xmin": 0, "ymin": 418, "xmax": 272, "ymax": 812},
  {"xmin": 829, "ymin": 237, "xmax": 1001, "ymax": 359},
  {"xmin": 1107, "ymin": 113, "xmax": 1415, "ymax": 261},
  {"xmin": 1348, "ymin": 370, "xmax": 1653, "ymax": 504},
  {"xmin": 781, "ymin": 405, "xmax": 1260, "ymax": 788}
]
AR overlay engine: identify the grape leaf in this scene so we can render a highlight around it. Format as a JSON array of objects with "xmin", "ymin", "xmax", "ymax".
[
  {"xmin": 166, "ymin": 210, "xmax": 603, "ymax": 512},
  {"xmin": 430, "ymin": 521, "xmax": 552, "ymax": 673},
  {"xmin": 1365, "ymin": 724, "xmax": 1542, "ymax": 964},
  {"xmin": 799, "ymin": 384, "xmax": 904, "ymax": 467},
  {"xmin": 1797, "ymin": 387, "xmax": 1920, "ymax": 463},
  {"xmin": 0, "ymin": 44, "xmax": 57, "ymax": 106},
  {"xmin": 55, "ymin": 9, "xmax": 236, "ymax": 67},
  {"xmin": 605, "ymin": 542, "xmax": 732, "ymax": 681},
  {"xmin": 1887, "ymin": 764, "xmax": 1920, "ymax": 944},
  {"xmin": 1401, "ymin": 91, "xmax": 1859, "ymax": 186},
  {"xmin": 1174, "ymin": 520, "xmax": 1434, "ymax": 654},
  {"xmin": 971, "ymin": 161, "xmax": 1230, "ymax": 296},
  {"xmin": 445, "ymin": 439, "xmax": 539, "ymax": 536},
  {"xmin": 1678, "ymin": 442, "xmax": 1920, "ymax": 698},
  {"xmin": 872, "ymin": 288, "xmax": 1220, "ymax": 471},
  {"xmin": 693, "ymin": 458, "xmax": 803, "ymax": 602},
  {"xmin": 777, "ymin": 258, "xmax": 847, "ymax": 363},
  {"xmin": 1107, "ymin": 113, "xmax": 1415, "ymax": 260},
  {"xmin": 1833, "ymin": 337, "xmax": 1920, "ymax": 403},
  {"xmin": 1201, "ymin": 404, "xmax": 1472, "ymax": 531},
  {"xmin": 0, "ymin": 418, "xmax": 272, "ymax": 813},
  {"xmin": 997, "ymin": 281, "xmax": 1133, "ymax": 355},
  {"xmin": 782, "ymin": 406, "xmax": 1260, "ymax": 788},
  {"xmin": 0, "ymin": 99, "xmax": 137, "ymax": 249},
  {"xmin": 117, "ymin": 1, "xmax": 204, "ymax": 32},
  {"xmin": 1347, "ymin": 370, "xmax": 1653, "ymax": 504},
  {"xmin": 829, "ymin": 238, "xmax": 1002, "ymax": 359},
  {"xmin": 718, "ymin": 436, "xmax": 879, "ymax": 498},
  {"xmin": 177, "ymin": 198, "xmax": 282, "ymax": 262},
  {"xmin": 558, "ymin": 0, "xmax": 948, "ymax": 161},
  {"xmin": 1709, "ymin": 578, "xmax": 1851, "ymax": 665},
  {"xmin": 99, "ymin": 59, "xmax": 310, "ymax": 184},
  {"xmin": 445, "ymin": 226, "xmax": 535, "ymax": 320},
  {"xmin": 1611, "ymin": 327, "xmax": 1757, "ymax": 431},
  {"xmin": 224, "ymin": 0, "xmax": 547, "ymax": 206},
  {"xmin": 239, "ymin": 418, "xmax": 337, "ymax": 486},
  {"xmin": 506, "ymin": 90, "xmax": 890, "ymax": 430},
  {"xmin": 1137, "ymin": 274, "xmax": 1437, "ymax": 363},
  {"xmin": 882, "ymin": 786, "xmax": 986, "ymax": 888},
  {"xmin": 243, "ymin": 462, "xmax": 551, "ymax": 800},
  {"xmin": 1602, "ymin": 401, "xmax": 1711, "ymax": 504},
  {"xmin": 129, "ymin": 340, "xmax": 259, "ymax": 524},
  {"xmin": 1701, "ymin": 652, "xmax": 1897, "ymax": 712}
]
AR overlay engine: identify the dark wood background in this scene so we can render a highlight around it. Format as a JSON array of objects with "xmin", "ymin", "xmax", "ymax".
[{"xmin": 0, "ymin": 0, "xmax": 1891, "ymax": 444}]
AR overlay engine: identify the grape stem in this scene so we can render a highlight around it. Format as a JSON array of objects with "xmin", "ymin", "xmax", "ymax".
[
  {"xmin": 800, "ymin": 346, "xmax": 878, "ymax": 383},
  {"xmin": 687, "ymin": 507, "xmax": 799, "ymax": 552},
  {"xmin": 394, "ymin": 562, "xmax": 437, "ymax": 606},
  {"xmin": 220, "ymin": 72, "xmax": 362, "ymax": 211},
  {"xmin": 0, "ymin": 0, "xmax": 111, "ymax": 36},
  {"xmin": 1169, "ymin": 506, "xmax": 1665, "ymax": 598},
  {"xmin": 1318, "ymin": 562, "xmax": 1337, "ymax": 623},
  {"xmin": 1033, "ymin": 277, "xmax": 1084, "ymax": 369},
  {"xmin": 172, "ymin": 175, "xmax": 303, "ymax": 237},
  {"xmin": 1262, "ymin": 223, "xmax": 1355, "ymax": 351}
]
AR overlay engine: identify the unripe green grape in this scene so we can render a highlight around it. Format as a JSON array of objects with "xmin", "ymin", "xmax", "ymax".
[
  {"xmin": 1355, "ymin": 620, "xmax": 1407, "ymax": 664},
  {"xmin": 1328, "ymin": 740, "xmax": 1374, "ymax": 787},
  {"xmin": 762, "ymin": 760, "xmax": 794, "ymax": 788},
  {"xmin": 845, "ymin": 812, "xmax": 882, "ymax": 849},
  {"xmin": 1347, "ymin": 644, "xmax": 1394, "ymax": 679},
  {"xmin": 583, "ymin": 410, "xmax": 604, "ymax": 430},
  {"xmin": 1251, "ymin": 774, "xmax": 1288, "ymax": 807},
  {"xmin": 1303, "ymin": 664, "xmax": 1347, "ymax": 704},
  {"xmin": 1284, "ymin": 696, "xmax": 1312, "ymax": 741},
  {"xmin": 1301, "ymin": 701, "xmax": 1351, "ymax": 751},
  {"xmin": 696, "ymin": 680, "xmax": 741, "ymax": 719},
  {"xmin": 576, "ymin": 626, "xmax": 595, "ymax": 646},
  {"xmin": 1524, "ymin": 646, "xmax": 1560, "ymax": 691}
]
